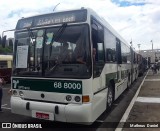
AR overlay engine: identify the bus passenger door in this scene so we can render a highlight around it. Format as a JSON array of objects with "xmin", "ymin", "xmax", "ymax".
[
  {"xmin": 93, "ymin": 43, "xmax": 105, "ymax": 92},
  {"xmin": 115, "ymin": 39, "xmax": 122, "ymax": 99},
  {"xmin": 91, "ymin": 18, "xmax": 105, "ymax": 93}
]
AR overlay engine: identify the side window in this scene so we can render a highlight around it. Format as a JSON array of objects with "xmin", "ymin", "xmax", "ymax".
[
  {"xmin": 121, "ymin": 43, "xmax": 129, "ymax": 63},
  {"xmin": 104, "ymin": 29, "xmax": 116, "ymax": 62},
  {"xmin": 116, "ymin": 39, "xmax": 122, "ymax": 64},
  {"xmin": 133, "ymin": 52, "xmax": 137, "ymax": 64},
  {"xmin": 126, "ymin": 46, "xmax": 131, "ymax": 63},
  {"xmin": 121, "ymin": 43, "xmax": 126, "ymax": 63},
  {"xmin": 97, "ymin": 43, "xmax": 104, "ymax": 61},
  {"xmin": 91, "ymin": 19, "xmax": 104, "ymax": 62}
]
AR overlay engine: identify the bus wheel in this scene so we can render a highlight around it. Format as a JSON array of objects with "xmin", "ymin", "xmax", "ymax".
[{"xmin": 107, "ymin": 85, "xmax": 113, "ymax": 110}]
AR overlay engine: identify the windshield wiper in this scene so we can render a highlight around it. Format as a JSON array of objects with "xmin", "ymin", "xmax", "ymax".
[
  {"xmin": 53, "ymin": 23, "xmax": 67, "ymax": 41},
  {"xmin": 49, "ymin": 61, "xmax": 59, "ymax": 72},
  {"xmin": 43, "ymin": 23, "xmax": 67, "ymax": 73},
  {"xmin": 27, "ymin": 28, "xmax": 35, "ymax": 43},
  {"xmin": 49, "ymin": 23, "xmax": 67, "ymax": 57},
  {"xmin": 27, "ymin": 28, "xmax": 37, "ymax": 71}
]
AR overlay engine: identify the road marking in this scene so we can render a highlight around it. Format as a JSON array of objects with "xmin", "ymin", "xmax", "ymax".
[
  {"xmin": 95, "ymin": 120, "xmax": 104, "ymax": 123},
  {"xmin": 136, "ymin": 97, "xmax": 160, "ymax": 103},
  {"xmin": 145, "ymin": 79, "xmax": 160, "ymax": 81},
  {"xmin": 115, "ymin": 70, "xmax": 149, "ymax": 131},
  {"xmin": 1, "ymin": 107, "xmax": 11, "ymax": 110},
  {"xmin": 2, "ymin": 104, "xmax": 7, "ymax": 107}
]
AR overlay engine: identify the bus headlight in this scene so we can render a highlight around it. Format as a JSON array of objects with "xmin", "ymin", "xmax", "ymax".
[
  {"xmin": 19, "ymin": 91, "xmax": 24, "ymax": 97},
  {"xmin": 12, "ymin": 90, "xmax": 18, "ymax": 96},
  {"xmin": 66, "ymin": 95, "xmax": 72, "ymax": 101},
  {"xmin": 74, "ymin": 96, "xmax": 81, "ymax": 102}
]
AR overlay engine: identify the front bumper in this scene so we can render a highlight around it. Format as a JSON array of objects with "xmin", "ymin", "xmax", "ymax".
[{"xmin": 11, "ymin": 96, "xmax": 92, "ymax": 123}]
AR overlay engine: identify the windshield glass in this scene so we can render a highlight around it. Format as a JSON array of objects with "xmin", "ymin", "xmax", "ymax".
[{"xmin": 13, "ymin": 24, "xmax": 91, "ymax": 78}]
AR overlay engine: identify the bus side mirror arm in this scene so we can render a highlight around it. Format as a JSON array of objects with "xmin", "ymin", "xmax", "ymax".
[{"xmin": 1, "ymin": 29, "xmax": 15, "ymax": 48}]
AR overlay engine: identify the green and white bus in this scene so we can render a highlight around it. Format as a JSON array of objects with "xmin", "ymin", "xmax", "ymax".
[{"xmin": 11, "ymin": 8, "xmax": 138, "ymax": 124}]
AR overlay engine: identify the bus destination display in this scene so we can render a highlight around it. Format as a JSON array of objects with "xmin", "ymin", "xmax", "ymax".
[{"xmin": 16, "ymin": 10, "xmax": 87, "ymax": 29}]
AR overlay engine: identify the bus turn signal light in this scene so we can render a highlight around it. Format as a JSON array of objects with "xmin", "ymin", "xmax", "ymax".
[{"xmin": 82, "ymin": 95, "xmax": 90, "ymax": 102}]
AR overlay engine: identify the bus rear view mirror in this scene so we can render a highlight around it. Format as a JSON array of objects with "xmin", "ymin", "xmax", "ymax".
[{"xmin": 1, "ymin": 29, "xmax": 15, "ymax": 48}]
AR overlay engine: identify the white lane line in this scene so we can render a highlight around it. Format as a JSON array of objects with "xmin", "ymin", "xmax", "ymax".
[
  {"xmin": 2, "ymin": 104, "xmax": 7, "ymax": 107},
  {"xmin": 96, "ymin": 120, "xmax": 104, "ymax": 123},
  {"xmin": 145, "ymin": 79, "xmax": 160, "ymax": 81},
  {"xmin": 1, "ymin": 107, "xmax": 11, "ymax": 110},
  {"xmin": 136, "ymin": 97, "xmax": 160, "ymax": 103},
  {"xmin": 115, "ymin": 70, "xmax": 149, "ymax": 131}
]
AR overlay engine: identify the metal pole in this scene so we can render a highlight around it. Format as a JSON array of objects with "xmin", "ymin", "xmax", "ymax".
[
  {"xmin": 151, "ymin": 40, "xmax": 153, "ymax": 51},
  {"xmin": 53, "ymin": 3, "xmax": 60, "ymax": 12},
  {"xmin": 130, "ymin": 39, "xmax": 132, "ymax": 47},
  {"xmin": 137, "ymin": 44, "xmax": 141, "ymax": 53},
  {"xmin": 2, "ymin": 29, "xmax": 15, "ymax": 37}
]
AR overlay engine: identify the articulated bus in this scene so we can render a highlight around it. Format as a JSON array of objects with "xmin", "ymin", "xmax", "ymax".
[
  {"xmin": 11, "ymin": 8, "xmax": 138, "ymax": 124},
  {"xmin": 0, "ymin": 55, "xmax": 12, "ymax": 83}
]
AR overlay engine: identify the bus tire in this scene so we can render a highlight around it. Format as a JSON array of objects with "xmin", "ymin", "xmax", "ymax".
[{"xmin": 107, "ymin": 84, "xmax": 114, "ymax": 111}]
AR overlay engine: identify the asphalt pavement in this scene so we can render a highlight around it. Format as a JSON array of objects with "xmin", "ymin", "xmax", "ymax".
[{"xmin": 119, "ymin": 69, "xmax": 160, "ymax": 131}]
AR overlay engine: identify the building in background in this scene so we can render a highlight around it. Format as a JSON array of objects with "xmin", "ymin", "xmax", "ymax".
[
  {"xmin": 6, "ymin": 38, "xmax": 14, "ymax": 47},
  {"xmin": 139, "ymin": 49, "xmax": 160, "ymax": 64}
]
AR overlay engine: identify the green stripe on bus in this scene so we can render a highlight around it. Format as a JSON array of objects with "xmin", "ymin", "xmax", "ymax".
[
  {"xmin": 106, "ymin": 70, "xmax": 128, "ymax": 86},
  {"xmin": 106, "ymin": 72, "xmax": 118, "ymax": 86},
  {"xmin": 12, "ymin": 78, "xmax": 82, "ymax": 94}
]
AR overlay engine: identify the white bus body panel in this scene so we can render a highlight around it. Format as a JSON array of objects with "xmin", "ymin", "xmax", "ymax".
[
  {"xmin": 11, "ymin": 89, "xmax": 107, "ymax": 123},
  {"xmin": 11, "ymin": 77, "xmax": 107, "ymax": 123}
]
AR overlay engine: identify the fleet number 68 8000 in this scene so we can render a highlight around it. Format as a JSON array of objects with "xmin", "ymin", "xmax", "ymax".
[{"xmin": 53, "ymin": 82, "xmax": 81, "ymax": 90}]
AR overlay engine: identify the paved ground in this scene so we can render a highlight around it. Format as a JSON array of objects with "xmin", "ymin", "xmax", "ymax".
[{"xmin": 122, "ymin": 69, "xmax": 160, "ymax": 131}]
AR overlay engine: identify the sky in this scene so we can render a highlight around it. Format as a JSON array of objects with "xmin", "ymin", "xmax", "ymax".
[{"xmin": 0, "ymin": 0, "xmax": 159, "ymax": 50}]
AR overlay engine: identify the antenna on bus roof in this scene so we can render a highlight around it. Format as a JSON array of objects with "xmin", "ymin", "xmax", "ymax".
[{"xmin": 53, "ymin": 3, "xmax": 60, "ymax": 12}]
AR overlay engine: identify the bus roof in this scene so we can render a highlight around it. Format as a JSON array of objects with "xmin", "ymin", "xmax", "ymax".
[
  {"xmin": 86, "ymin": 8, "xmax": 130, "ymax": 48},
  {"xmin": 16, "ymin": 7, "xmax": 131, "ymax": 49}
]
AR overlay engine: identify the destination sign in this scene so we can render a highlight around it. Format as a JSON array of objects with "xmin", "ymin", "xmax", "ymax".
[
  {"xmin": 16, "ymin": 9, "xmax": 87, "ymax": 29},
  {"xmin": 35, "ymin": 14, "xmax": 76, "ymax": 26}
]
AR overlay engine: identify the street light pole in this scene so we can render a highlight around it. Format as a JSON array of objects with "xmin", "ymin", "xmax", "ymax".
[
  {"xmin": 137, "ymin": 44, "xmax": 141, "ymax": 53},
  {"xmin": 151, "ymin": 40, "xmax": 153, "ymax": 51},
  {"xmin": 130, "ymin": 39, "xmax": 132, "ymax": 47}
]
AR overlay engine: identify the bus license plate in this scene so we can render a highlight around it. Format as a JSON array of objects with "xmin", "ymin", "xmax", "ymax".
[{"xmin": 32, "ymin": 110, "xmax": 54, "ymax": 120}]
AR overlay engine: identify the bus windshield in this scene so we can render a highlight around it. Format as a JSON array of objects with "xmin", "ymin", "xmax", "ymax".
[{"xmin": 13, "ymin": 24, "xmax": 91, "ymax": 78}]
